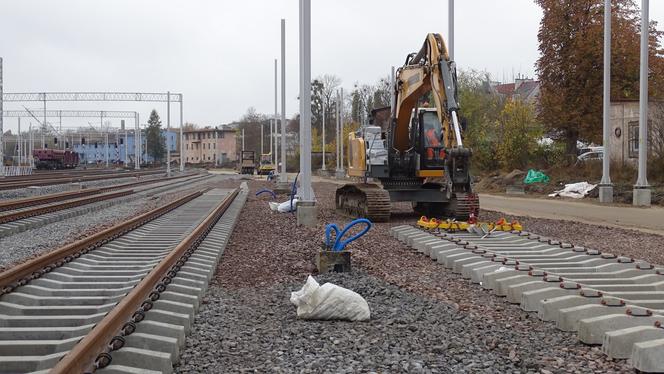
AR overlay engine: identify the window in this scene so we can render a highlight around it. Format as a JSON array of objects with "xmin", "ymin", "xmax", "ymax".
[
  {"xmin": 207, "ymin": 133, "xmax": 211, "ymax": 139},
  {"xmin": 213, "ymin": 153, "xmax": 216, "ymax": 160},
  {"xmin": 629, "ymin": 121, "xmax": 640, "ymax": 158},
  {"xmin": 209, "ymin": 143, "xmax": 212, "ymax": 149},
  {"xmin": 186, "ymin": 144, "xmax": 189, "ymax": 150},
  {"xmin": 185, "ymin": 134, "xmax": 189, "ymax": 140},
  {"xmin": 213, "ymin": 143, "xmax": 216, "ymax": 149},
  {"xmin": 186, "ymin": 157, "xmax": 189, "ymax": 161},
  {"xmin": 197, "ymin": 133, "xmax": 201, "ymax": 140}
]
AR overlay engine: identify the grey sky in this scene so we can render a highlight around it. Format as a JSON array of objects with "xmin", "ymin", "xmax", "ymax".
[{"xmin": 1, "ymin": 0, "xmax": 662, "ymax": 132}]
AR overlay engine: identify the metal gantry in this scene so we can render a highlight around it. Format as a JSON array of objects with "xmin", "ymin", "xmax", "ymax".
[
  {"xmin": 2, "ymin": 91, "xmax": 184, "ymax": 171},
  {"xmin": 3, "ymin": 110, "xmax": 140, "ymax": 167}
]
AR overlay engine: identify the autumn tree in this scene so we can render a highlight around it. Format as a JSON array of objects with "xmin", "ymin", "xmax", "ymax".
[{"xmin": 535, "ymin": 0, "xmax": 664, "ymax": 156}]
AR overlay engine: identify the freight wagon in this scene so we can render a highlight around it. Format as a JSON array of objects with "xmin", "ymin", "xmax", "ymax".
[{"xmin": 32, "ymin": 149, "xmax": 80, "ymax": 170}]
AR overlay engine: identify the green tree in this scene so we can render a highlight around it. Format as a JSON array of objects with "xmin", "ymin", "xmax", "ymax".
[
  {"xmin": 535, "ymin": 0, "xmax": 664, "ymax": 156},
  {"xmin": 496, "ymin": 99, "xmax": 543, "ymax": 171},
  {"xmin": 457, "ymin": 69, "xmax": 504, "ymax": 172},
  {"xmin": 146, "ymin": 109, "xmax": 166, "ymax": 163}
]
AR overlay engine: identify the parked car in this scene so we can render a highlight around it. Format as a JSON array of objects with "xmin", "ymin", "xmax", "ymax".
[{"xmin": 576, "ymin": 150, "xmax": 603, "ymax": 163}]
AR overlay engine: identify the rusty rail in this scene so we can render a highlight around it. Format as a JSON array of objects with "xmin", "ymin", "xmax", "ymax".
[
  {"xmin": 0, "ymin": 189, "xmax": 134, "ymax": 224},
  {"xmin": 0, "ymin": 169, "xmax": 165, "ymax": 191},
  {"xmin": 0, "ymin": 189, "xmax": 103, "ymax": 212},
  {"xmin": 50, "ymin": 188, "xmax": 239, "ymax": 373},
  {"xmin": 0, "ymin": 173, "xmax": 201, "ymax": 216},
  {"xmin": 0, "ymin": 189, "xmax": 206, "ymax": 293}
]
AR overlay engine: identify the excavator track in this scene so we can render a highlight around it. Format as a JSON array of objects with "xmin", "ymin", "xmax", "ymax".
[
  {"xmin": 335, "ymin": 183, "xmax": 391, "ymax": 222},
  {"xmin": 450, "ymin": 192, "xmax": 480, "ymax": 221}
]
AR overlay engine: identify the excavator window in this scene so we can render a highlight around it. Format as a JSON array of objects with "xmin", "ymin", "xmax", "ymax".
[{"xmin": 420, "ymin": 111, "xmax": 445, "ymax": 167}]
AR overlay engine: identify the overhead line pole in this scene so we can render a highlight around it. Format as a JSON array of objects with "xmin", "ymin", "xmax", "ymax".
[
  {"xmin": 274, "ymin": 58, "xmax": 279, "ymax": 168},
  {"xmin": 449, "ymin": 0, "xmax": 455, "ymax": 60},
  {"xmin": 599, "ymin": 0, "xmax": 613, "ymax": 203},
  {"xmin": 296, "ymin": 0, "xmax": 316, "ymax": 226},
  {"xmin": 0, "ymin": 57, "xmax": 3, "ymax": 177},
  {"xmin": 280, "ymin": 18, "xmax": 287, "ymax": 184},
  {"xmin": 633, "ymin": 0, "xmax": 651, "ymax": 206},
  {"xmin": 167, "ymin": 91, "xmax": 171, "ymax": 176},
  {"xmin": 322, "ymin": 99, "xmax": 326, "ymax": 171},
  {"xmin": 180, "ymin": 95, "xmax": 184, "ymax": 172}
]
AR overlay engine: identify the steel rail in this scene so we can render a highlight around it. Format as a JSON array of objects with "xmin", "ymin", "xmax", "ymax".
[
  {"xmin": 0, "ymin": 189, "xmax": 206, "ymax": 293},
  {"xmin": 0, "ymin": 189, "xmax": 134, "ymax": 224},
  {"xmin": 0, "ymin": 173, "xmax": 200, "ymax": 213},
  {"xmin": 50, "ymin": 187, "xmax": 239, "ymax": 373},
  {"xmin": 0, "ymin": 169, "xmax": 165, "ymax": 190},
  {"xmin": 0, "ymin": 188, "xmax": 103, "ymax": 212}
]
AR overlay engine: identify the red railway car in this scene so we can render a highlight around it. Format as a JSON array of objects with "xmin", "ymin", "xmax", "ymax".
[{"xmin": 32, "ymin": 149, "xmax": 80, "ymax": 170}]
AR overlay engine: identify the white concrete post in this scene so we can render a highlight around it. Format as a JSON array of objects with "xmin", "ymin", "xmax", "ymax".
[
  {"xmin": 274, "ymin": 58, "xmax": 279, "ymax": 167},
  {"xmin": 299, "ymin": 0, "xmax": 312, "ymax": 196},
  {"xmin": 322, "ymin": 99, "xmax": 326, "ymax": 170},
  {"xmin": 633, "ymin": 0, "xmax": 651, "ymax": 206},
  {"xmin": 17, "ymin": 117, "xmax": 21, "ymax": 166},
  {"xmin": 336, "ymin": 91, "xmax": 340, "ymax": 172},
  {"xmin": 135, "ymin": 113, "xmax": 140, "ymax": 170},
  {"xmin": 166, "ymin": 91, "xmax": 171, "ymax": 176},
  {"xmin": 0, "ymin": 57, "xmax": 3, "ymax": 177},
  {"xmin": 339, "ymin": 87, "xmax": 344, "ymax": 173},
  {"xmin": 599, "ymin": 0, "xmax": 613, "ymax": 203},
  {"xmin": 449, "ymin": 0, "xmax": 454, "ymax": 61},
  {"xmin": 280, "ymin": 18, "xmax": 287, "ymax": 183},
  {"xmin": 180, "ymin": 96, "xmax": 184, "ymax": 172}
]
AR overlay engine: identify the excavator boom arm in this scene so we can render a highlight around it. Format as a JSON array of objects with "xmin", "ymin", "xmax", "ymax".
[{"xmin": 392, "ymin": 33, "xmax": 462, "ymax": 152}]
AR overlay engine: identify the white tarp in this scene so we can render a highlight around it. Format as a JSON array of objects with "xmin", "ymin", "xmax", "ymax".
[
  {"xmin": 548, "ymin": 182, "xmax": 597, "ymax": 199},
  {"xmin": 290, "ymin": 276, "xmax": 371, "ymax": 321}
]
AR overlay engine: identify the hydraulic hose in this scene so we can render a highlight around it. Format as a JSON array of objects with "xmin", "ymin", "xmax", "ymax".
[{"xmin": 325, "ymin": 218, "xmax": 372, "ymax": 251}]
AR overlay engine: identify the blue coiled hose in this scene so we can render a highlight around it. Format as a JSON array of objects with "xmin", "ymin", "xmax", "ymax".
[
  {"xmin": 255, "ymin": 189, "xmax": 276, "ymax": 199},
  {"xmin": 290, "ymin": 172, "xmax": 299, "ymax": 212},
  {"xmin": 325, "ymin": 218, "xmax": 372, "ymax": 251}
]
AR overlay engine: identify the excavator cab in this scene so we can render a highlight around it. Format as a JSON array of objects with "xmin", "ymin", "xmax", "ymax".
[{"xmin": 418, "ymin": 109, "xmax": 446, "ymax": 170}]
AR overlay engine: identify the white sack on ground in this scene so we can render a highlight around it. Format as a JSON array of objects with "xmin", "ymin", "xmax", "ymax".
[
  {"xmin": 276, "ymin": 198, "xmax": 299, "ymax": 213},
  {"xmin": 290, "ymin": 275, "xmax": 371, "ymax": 321},
  {"xmin": 548, "ymin": 182, "xmax": 597, "ymax": 199}
]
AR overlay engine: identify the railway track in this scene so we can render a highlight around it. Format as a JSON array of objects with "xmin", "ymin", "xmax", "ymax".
[
  {"xmin": 0, "ymin": 169, "xmax": 166, "ymax": 191},
  {"xmin": 0, "ymin": 172, "xmax": 200, "ymax": 214},
  {"xmin": 0, "ymin": 174, "xmax": 212, "ymax": 237},
  {"xmin": 0, "ymin": 184, "xmax": 247, "ymax": 373},
  {"xmin": 393, "ymin": 225, "xmax": 664, "ymax": 372}
]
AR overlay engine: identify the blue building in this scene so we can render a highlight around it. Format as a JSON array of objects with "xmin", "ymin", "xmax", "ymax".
[{"xmin": 72, "ymin": 130, "xmax": 178, "ymax": 165}]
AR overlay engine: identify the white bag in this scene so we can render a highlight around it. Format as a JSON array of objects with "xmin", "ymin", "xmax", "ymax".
[
  {"xmin": 290, "ymin": 276, "xmax": 370, "ymax": 321},
  {"xmin": 277, "ymin": 198, "xmax": 299, "ymax": 213}
]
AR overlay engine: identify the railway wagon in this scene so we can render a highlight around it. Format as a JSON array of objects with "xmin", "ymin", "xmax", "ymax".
[{"xmin": 33, "ymin": 149, "xmax": 80, "ymax": 170}]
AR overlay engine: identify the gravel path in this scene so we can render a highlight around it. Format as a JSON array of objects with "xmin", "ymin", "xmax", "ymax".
[
  {"xmin": 178, "ymin": 180, "xmax": 635, "ymax": 373},
  {"xmin": 0, "ymin": 174, "xmax": 240, "ymax": 271}
]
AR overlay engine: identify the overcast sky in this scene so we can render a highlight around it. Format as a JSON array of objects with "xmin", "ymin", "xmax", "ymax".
[{"xmin": 1, "ymin": 0, "xmax": 662, "ymax": 132}]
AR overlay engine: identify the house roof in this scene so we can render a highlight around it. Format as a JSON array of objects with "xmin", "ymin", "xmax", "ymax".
[{"xmin": 494, "ymin": 83, "xmax": 515, "ymax": 95}]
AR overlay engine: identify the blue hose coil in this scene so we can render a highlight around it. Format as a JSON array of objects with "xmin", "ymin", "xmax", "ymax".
[
  {"xmin": 255, "ymin": 189, "xmax": 276, "ymax": 199},
  {"xmin": 325, "ymin": 218, "xmax": 372, "ymax": 251}
]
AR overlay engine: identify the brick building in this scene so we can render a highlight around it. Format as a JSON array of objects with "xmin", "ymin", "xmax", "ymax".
[{"xmin": 183, "ymin": 127, "xmax": 237, "ymax": 165}]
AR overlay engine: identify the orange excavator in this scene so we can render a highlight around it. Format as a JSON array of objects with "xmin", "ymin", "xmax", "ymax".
[{"xmin": 335, "ymin": 33, "xmax": 479, "ymax": 222}]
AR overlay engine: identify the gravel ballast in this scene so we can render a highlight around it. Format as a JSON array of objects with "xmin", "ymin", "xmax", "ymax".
[
  {"xmin": 0, "ymin": 174, "xmax": 240, "ymax": 271},
  {"xmin": 178, "ymin": 180, "xmax": 641, "ymax": 373}
]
